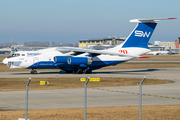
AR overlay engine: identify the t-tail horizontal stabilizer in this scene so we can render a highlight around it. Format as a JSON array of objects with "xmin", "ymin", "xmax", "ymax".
[{"xmin": 129, "ymin": 18, "xmax": 176, "ymax": 23}]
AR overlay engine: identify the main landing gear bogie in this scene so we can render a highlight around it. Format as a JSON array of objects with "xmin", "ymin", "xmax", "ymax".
[
  {"xmin": 65, "ymin": 68, "xmax": 92, "ymax": 74},
  {"xmin": 83, "ymin": 69, "xmax": 92, "ymax": 74},
  {"xmin": 31, "ymin": 69, "xmax": 37, "ymax": 74},
  {"xmin": 75, "ymin": 69, "xmax": 83, "ymax": 74},
  {"xmin": 75, "ymin": 69, "xmax": 92, "ymax": 74}
]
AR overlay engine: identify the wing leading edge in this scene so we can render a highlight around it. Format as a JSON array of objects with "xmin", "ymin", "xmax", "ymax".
[{"xmin": 56, "ymin": 47, "xmax": 139, "ymax": 57}]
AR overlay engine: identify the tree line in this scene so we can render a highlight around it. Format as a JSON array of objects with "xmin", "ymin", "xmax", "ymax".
[{"xmin": 24, "ymin": 41, "xmax": 78, "ymax": 47}]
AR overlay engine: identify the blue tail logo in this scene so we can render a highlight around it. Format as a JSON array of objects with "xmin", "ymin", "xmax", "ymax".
[{"xmin": 135, "ymin": 30, "xmax": 151, "ymax": 37}]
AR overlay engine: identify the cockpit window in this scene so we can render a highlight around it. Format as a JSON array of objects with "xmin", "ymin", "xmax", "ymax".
[
  {"xmin": 13, "ymin": 54, "xmax": 20, "ymax": 56},
  {"xmin": 7, "ymin": 53, "xmax": 21, "ymax": 58}
]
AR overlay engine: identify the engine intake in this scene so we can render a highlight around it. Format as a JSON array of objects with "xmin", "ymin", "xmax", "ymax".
[{"xmin": 67, "ymin": 57, "xmax": 92, "ymax": 65}]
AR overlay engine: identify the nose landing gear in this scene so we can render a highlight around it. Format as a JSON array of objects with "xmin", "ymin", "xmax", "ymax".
[{"xmin": 7, "ymin": 62, "xmax": 13, "ymax": 68}]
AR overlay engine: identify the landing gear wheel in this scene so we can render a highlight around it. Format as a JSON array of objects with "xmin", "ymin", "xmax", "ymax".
[
  {"xmin": 76, "ymin": 69, "xmax": 83, "ymax": 74},
  {"xmin": 84, "ymin": 69, "xmax": 92, "ymax": 74},
  {"xmin": 31, "ymin": 70, "xmax": 37, "ymax": 74}
]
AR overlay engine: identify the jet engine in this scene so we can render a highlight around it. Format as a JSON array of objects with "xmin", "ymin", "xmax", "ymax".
[
  {"xmin": 54, "ymin": 56, "xmax": 70, "ymax": 63},
  {"xmin": 67, "ymin": 57, "xmax": 92, "ymax": 65}
]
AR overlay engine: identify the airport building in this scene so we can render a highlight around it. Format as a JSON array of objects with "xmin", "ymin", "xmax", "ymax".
[
  {"xmin": 175, "ymin": 37, "xmax": 180, "ymax": 48},
  {"xmin": 154, "ymin": 37, "xmax": 180, "ymax": 50},
  {"xmin": 79, "ymin": 37, "xmax": 126, "ymax": 49},
  {"xmin": 0, "ymin": 47, "xmax": 11, "ymax": 54},
  {"xmin": 153, "ymin": 38, "xmax": 180, "ymax": 53},
  {"xmin": 159, "ymin": 42, "xmax": 176, "ymax": 49}
]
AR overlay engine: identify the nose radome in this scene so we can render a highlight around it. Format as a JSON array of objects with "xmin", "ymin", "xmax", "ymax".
[{"xmin": 2, "ymin": 58, "xmax": 8, "ymax": 64}]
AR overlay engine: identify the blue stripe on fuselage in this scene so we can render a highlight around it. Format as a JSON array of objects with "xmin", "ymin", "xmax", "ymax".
[
  {"xmin": 27, "ymin": 61, "xmax": 55, "ymax": 69},
  {"xmin": 27, "ymin": 60, "xmax": 126, "ymax": 70}
]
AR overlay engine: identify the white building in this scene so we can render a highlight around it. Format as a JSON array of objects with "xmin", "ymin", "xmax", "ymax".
[{"xmin": 154, "ymin": 41, "xmax": 175, "ymax": 50}]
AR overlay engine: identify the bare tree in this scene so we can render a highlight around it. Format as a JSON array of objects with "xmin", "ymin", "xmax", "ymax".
[
  {"xmin": 52, "ymin": 42, "xmax": 55, "ymax": 47},
  {"xmin": 23, "ymin": 41, "xmax": 77, "ymax": 47},
  {"xmin": 24, "ymin": 41, "xmax": 50, "ymax": 47}
]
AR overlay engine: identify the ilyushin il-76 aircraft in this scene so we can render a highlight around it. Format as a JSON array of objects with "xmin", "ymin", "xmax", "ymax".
[{"xmin": 3, "ymin": 18, "xmax": 176, "ymax": 74}]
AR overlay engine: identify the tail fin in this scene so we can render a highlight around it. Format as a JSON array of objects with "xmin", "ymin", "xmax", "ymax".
[
  {"xmin": 121, "ymin": 18, "xmax": 176, "ymax": 49},
  {"xmin": 167, "ymin": 47, "xmax": 171, "ymax": 51}
]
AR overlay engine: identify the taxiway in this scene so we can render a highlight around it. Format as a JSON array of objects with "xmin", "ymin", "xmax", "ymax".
[
  {"xmin": 0, "ymin": 68, "xmax": 180, "ymax": 110},
  {"xmin": 0, "ymin": 68, "xmax": 179, "ymax": 82}
]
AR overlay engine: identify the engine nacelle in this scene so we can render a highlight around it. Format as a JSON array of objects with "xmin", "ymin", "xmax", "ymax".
[
  {"xmin": 54, "ymin": 56, "xmax": 70, "ymax": 63},
  {"xmin": 67, "ymin": 57, "xmax": 92, "ymax": 65}
]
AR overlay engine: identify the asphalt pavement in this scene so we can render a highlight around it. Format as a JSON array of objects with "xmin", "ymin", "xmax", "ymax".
[{"xmin": 0, "ymin": 68, "xmax": 180, "ymax": 110}]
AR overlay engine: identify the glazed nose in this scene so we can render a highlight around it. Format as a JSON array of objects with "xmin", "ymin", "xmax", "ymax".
[{"xmin": 2, "ymin": 58, "xmax": 8, "ymax": 64}]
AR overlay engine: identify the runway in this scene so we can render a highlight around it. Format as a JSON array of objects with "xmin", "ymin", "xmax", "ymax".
[{"xmin": 0, "ymin": 68, "xmax": 180, "ymax": 110}]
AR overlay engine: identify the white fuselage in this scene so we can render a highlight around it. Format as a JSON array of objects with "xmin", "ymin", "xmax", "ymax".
[{"xmin": 3, "ymin": 47, "xmax": 150, "ymax": 69}]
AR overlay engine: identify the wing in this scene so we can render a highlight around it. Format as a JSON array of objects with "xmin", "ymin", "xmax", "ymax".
[{"xmin": 56, "ymin": 47, "xmax": 139, "ymax": 57}]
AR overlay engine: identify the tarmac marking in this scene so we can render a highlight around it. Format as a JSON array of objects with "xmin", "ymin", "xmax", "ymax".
[{"xmin": 93, "ymin": 88, "xmax": 180, "ymax": 100}]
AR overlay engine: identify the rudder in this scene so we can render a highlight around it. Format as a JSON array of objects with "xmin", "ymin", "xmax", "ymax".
[{"xmin": 122, "ymin": 22, "xmax": 157, "ymax": 49}]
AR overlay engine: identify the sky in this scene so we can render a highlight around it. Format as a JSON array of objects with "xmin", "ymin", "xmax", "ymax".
[{"xmin": 0, "ymin": 0, "xmax": 179, "ymax": 45}]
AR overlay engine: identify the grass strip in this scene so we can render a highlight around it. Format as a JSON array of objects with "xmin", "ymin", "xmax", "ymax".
[
  {"xmin": 0, "ymin": 77, "xmax": 172, "ymax": 91},
  {"xmin": 0, "ymin": 105, "xmax": 180, "ymax": 120}
]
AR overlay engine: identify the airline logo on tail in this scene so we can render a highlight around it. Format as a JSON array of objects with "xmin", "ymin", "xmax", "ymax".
[{"xmin": 135, "ymin": 30, "xmax": 151, "ymax": 37}]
